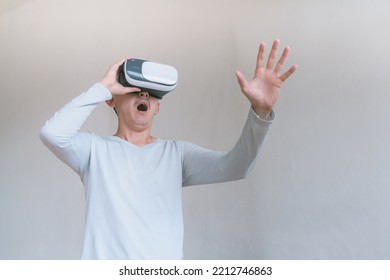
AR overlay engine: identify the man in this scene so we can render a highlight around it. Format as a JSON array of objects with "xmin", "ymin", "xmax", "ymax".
[{"xmin": 40, "ymin": 39, "xmax": 297, "ymax": 259}]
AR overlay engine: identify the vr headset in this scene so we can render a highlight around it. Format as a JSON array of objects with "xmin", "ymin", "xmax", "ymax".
[{"xmin": 118, "ymin": 58, "xmax": 178, "ymax": 99}]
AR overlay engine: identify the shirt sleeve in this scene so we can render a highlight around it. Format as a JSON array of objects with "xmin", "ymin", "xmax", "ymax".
[
  {"xmin": 39, "ymin": 83, "xmax": 112, "ymax": 175},
  {"xmin": 181, "ymin": 108, "xmax": 274, "ymax": 187}
]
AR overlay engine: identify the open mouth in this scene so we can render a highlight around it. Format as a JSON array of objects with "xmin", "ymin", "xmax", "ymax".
[
  {"xmin": 136, "ymin": 100, "xmax": 150, "ymax": 112},
  {"xmin": 137, "ymin": 104, "xmax": 148, "ymax": 111}
]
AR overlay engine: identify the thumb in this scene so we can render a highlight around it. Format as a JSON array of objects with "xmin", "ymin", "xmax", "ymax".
[
  {"xmin": 116, "ymin": 85, "xmax": 141, "ymax": 96},
  {"xmin": 235, "ymin": 71, "xmax": 248, "ymax": 93}
]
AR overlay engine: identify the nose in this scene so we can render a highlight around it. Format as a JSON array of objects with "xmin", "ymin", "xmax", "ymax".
[{"xmin": 138, "ymin": 92, "xmax": 149, "ymax": 98}]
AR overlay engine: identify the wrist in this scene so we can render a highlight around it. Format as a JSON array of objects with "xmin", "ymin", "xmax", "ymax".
[
  {"xmin": 99, "ymin": 79, "xmax": 112, "ymax": 90},
  {"xmin": 253, "ymin": 107, "xmax": 272, "ymax": 120}
]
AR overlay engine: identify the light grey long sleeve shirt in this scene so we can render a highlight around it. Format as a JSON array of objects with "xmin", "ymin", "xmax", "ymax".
[{"xmin": 40, "ymin": 83, "xmax": 273, "ymax": 259}]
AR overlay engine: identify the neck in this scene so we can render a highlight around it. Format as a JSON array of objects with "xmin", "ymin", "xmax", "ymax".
[{"xmin": 115, "ymin": 128, "xmax": 156, "ymax": 147}]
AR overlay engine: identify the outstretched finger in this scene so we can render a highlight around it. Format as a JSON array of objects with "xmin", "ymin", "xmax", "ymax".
[
  {"xmin": 266, "ymin": 39, "xmax": 280, "ymax": 69},
  {"xmin": 279, "ymin": 64, "xmax": 298, "ymax": 82},
  {"xmin": 274, "ymin": 46, "xmax": 291, "ymax": 74},
  {"xmin": 254, "ymin": 42, "xmax": 266, "ymax": 77}
]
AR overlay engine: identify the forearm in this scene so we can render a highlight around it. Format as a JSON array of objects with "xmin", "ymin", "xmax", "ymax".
[
  {"xmin": 223, "ymin": 107, "xmax": 274, "ymax": 179},
  {"xmin": 182, "ymin": 108, "xmax": 273, "ymax": 186},
  {"xmin": 39, "ymin": 83, "xmax": 112, "ymax": 172}
]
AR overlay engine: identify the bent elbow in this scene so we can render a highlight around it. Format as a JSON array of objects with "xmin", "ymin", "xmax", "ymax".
[
  {"xmin": 227, "ymin": 160, "xmax": 256, "ymax": 182},
  {"xmin": 39, "ymin": 124, "xmax": 53, "ymax": 146},
  {"xmin": 237, "ymin": 169, "xmax": 251, "ymax": 181},
  {"xmin": 39, "ymin": 123, "xmax": 69, "ymax": 149},
  {"xmin": 227, "ymin": 168, "xmax": 252, "ymax": 182}
]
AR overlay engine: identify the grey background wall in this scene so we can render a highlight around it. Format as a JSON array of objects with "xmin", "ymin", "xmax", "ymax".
[{"xmin": 1, "ymin": 0, "xmax": 389, "ymax": 259}]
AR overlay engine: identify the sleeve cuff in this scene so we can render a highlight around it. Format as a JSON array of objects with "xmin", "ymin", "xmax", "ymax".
[
  {"xmin": 250, "ymin": 107, "xmax": 275, "ymax": 123},
  {"xmin": 94, "ymin": 83, "xmax": 113, "ymax": 101}
]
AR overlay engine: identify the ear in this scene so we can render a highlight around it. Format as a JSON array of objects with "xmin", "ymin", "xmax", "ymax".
[
  {"xmin": 155, "ymin": 101, "xmax": 160, "ymax": 115},
  {"xmin": 105, "ymin": 98, "xmax": 115, "ymax": 108}
]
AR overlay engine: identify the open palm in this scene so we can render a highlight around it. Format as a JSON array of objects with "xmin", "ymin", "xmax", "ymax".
[{"xmin": 236, "ymin": 39, "xmax": 298, "ymax": 119}]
